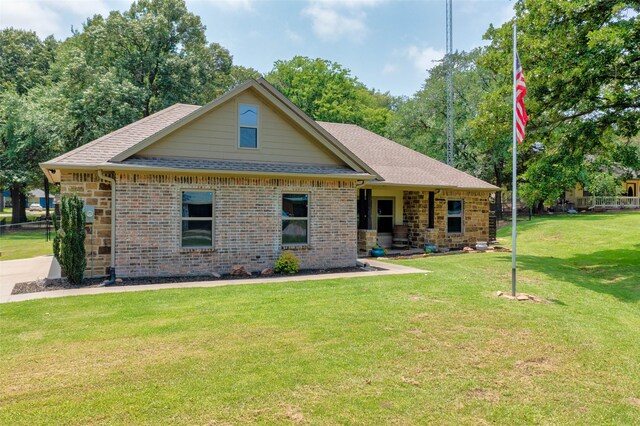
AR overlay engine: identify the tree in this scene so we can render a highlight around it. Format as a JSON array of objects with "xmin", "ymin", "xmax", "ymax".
[
  {"xmin": 266, "ymin": 56, "xmax": 394, "ymax": 134},
  {"xmin": 228, "ymin": 65, "xmax": 262, "ymax": 88},
  {"xmin": 71, "ymin": 0, "xmax": 233, "ymax": 117},
  {"xmin": 387, "ymin": 49, "xmax": 511, "ymax": 217},
  {"xmin": 0, "ymin": 87, "xmax": 65, "ymax": 224},
  {"xmin": 0, "ymin": 28, "xmax": 57, "ymax": 95},
  {"xmin": 0, "ymin": 29, "xmax": 58, "ymax": 222},
  {"xmin": 478, "ymin": 0, "xmax": 640, "ymax": 206}
]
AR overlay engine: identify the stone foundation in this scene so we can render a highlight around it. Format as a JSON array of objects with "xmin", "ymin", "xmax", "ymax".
[{"xmin": 357, "ymin": 229, "xmax": 377, "ymax": 252}]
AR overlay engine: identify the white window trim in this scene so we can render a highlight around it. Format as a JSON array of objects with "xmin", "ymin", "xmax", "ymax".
[
  {"xmin": 180, "ymin": 190, "xmax": 215, "ymax": 249},
  {"xmin": 447, "ymin": 199, "xmax": 464, "ymax": 234},
  {"xmin": 238, "ymin": 103, "xmax": 259, "ymax": 150},
  {"xmin": 281, "ymin": 192, "xmax": 310, "ymax": 247}
]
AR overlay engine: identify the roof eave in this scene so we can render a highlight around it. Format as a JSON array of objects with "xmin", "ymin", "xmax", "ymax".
[
  {"xmin": 363, "ymin": 181, "xmax": 499, "ymax": 191},
  {"xmin": 40, "ymin": 162, "xmax": 376, "ymax": 181}
]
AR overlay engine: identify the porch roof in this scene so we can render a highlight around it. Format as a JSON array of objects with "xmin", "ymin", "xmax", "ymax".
[{"xmin": 318, "ymin": 122, "xmax": 499, "ymax": 191}]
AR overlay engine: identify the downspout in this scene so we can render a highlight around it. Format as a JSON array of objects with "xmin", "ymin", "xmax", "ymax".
[{"xmin": 97, "ymin": 170, "xmax": 116, "ymax": 284}]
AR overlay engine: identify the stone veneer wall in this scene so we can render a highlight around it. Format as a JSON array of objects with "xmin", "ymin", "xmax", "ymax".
[
  {"xmin": 61, "ymin": 172, "xmax": 357, "ymax": 278},
  {"xmin": 60, "ymin": 172, "xmax": 113, "ymax": 277},
  {"xmin": 403, "ymin": 189, "xmax": 490, "ymax": 249},
  {"xmin": 357, "ymin": 229, "xmax": 377, "ymax": 253}
]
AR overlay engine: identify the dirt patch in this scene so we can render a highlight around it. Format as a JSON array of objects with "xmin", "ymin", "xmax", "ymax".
[
  {"xmin": 283, "ymin": 405, "xmax": 304, "ymax": 423},
  {"xmin": 11, "ymin": 265, "xmax": 380, "ymax": 295},
  {"xmin": 401, "ymin": 376, "xmax": 420, "ymax": 386},
  {"xmin": 515, "ymin": 356, "xmax": 555, "ymax": 373},
  {"xmin": 467, "ymin": 387, "xmax": 500, "ymax": 402},
  {"xmin": 628, "ymin": 397, "xmax": 640, "ymax": 406},
  {"xmin": 412, "ymin": 313, "xmax": 433, "ymax": 321}
]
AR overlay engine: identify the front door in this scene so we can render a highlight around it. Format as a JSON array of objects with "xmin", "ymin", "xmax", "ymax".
[{"xmin": 376, "ymin": 198, "xmax": 394, "ymax": 247}]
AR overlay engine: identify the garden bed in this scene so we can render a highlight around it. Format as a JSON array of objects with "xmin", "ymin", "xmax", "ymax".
[{"xmin": 11, "ymin": 265, "xmax": 380, "ymax": 295}]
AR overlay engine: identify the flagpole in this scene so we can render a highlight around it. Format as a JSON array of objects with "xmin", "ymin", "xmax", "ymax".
[{"xmin": 511, "ymin": 23, "xmax": 517, "ymax": 297}]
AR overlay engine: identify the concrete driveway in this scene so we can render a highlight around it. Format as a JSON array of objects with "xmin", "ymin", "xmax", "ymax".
[{"xmin": 0, "ymin": 255, "xmax": 60, "ymax": 302}]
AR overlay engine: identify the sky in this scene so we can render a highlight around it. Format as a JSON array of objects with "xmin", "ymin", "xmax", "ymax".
[{"xmin": 0, "ymin": 0, "xmax": 515, "ymax": 97}]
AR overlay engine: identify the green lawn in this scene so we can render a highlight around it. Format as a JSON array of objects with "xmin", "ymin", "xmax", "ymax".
[
  {"xmin": 0, "ymin": 213, "xmax": 638, "ymax": 424},
  {"xmin": 0, "ymin": 230, "xmax": 52, "ymax": 260}
]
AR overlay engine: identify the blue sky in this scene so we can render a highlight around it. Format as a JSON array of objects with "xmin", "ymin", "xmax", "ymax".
[{"xmin": 1, "ymin": 0, "xmax": 514, "ymax": 97}]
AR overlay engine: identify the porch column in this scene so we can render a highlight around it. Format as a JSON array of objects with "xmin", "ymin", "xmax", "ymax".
[{"xmin": 358, "ymin": 188, "xmax": 373, "ymax": 230}]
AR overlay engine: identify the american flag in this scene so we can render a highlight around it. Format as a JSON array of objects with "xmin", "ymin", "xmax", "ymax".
[{"xmin": 515, "ymin": 52, "xmax": 528, "ymax": 144}]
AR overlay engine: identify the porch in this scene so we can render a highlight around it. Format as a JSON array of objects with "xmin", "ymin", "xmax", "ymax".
[
  {"xmin": 575, "ymin": 196, "xmax": 640, "ymax": 210},
  {"xmin": 356, "ymin": 187, "xmax": 493, "ymax": 254}
]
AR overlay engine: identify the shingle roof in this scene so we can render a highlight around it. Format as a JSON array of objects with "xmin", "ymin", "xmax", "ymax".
[
  {"xmin": 44, "ymin": 103, "xmax": 200, "ymax": 166},
  {"xmin": 122, "ymin": 157, "xmax": 368, "ymax": 177},
  {"xmin": 317, "ymin": 122, "xmax": 498, "ymax": 190},
  {"xmin": 42, "ymin": 93, "xmax": 497, "ymax": 190}
]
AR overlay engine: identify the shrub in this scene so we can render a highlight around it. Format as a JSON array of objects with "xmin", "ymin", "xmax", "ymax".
[
  {"xmin": 58, "ymin": 194, "xmax": 86, "ymax": 285},
  {"xmin": 52, "ymin": 212, "xmax": 60, "ymax": 261},
  {"xmin": 274, "ymin": 250, "xmax": 300, "ymax": 274}
]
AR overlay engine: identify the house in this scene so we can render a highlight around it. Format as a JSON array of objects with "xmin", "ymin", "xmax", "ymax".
[
  {"xmin": 40, "ymin": 79, "xmax": 498, "ymax": 279},
  {"xmin": 28, "ymin": 189, "xmax": 55, "ymax": 209},
  {"xmin": 565, "ymin": 178, "xmax": 640, "ymax": 210}
]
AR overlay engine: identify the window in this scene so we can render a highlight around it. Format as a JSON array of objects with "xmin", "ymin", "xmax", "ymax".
[
  {"xmin": 447, "ymin": 200, "xmax": 463, "ymax": 234},
  {"xmin": 181, "ymin": 191, "xmax": 213, "ymax": 248},
  {"xmin": 239, "ymin": 104, "xmax": 258, "ymax": 149},
  {"xmin": 282, "ymin": 193, "xmax": 308, "ymax": 245}
]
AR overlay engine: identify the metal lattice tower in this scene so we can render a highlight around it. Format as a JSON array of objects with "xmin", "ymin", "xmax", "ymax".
[{"xmin": 445, "ymin": 0, "xmax": 454, "ymax": 166}]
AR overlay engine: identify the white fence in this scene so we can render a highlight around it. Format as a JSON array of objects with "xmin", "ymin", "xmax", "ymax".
[{"xmin": 575, "ymin": 196, "xmax": 640, "ymax": 209}]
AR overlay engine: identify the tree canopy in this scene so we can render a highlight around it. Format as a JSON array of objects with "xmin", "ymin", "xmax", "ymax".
[
  {"xmin": 266, "ymin": 56, "xmax": 395, "ymax": 135},
  {"xmin": 478, "ymin": 0, "xmax": 640, "ymax": 204}
]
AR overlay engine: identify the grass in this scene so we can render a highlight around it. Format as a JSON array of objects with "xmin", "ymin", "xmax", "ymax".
[
  {"xmin": 0, "ymin": 230, "xmax": 52, "ymax": 260},
  {"xmin": 0, "ymin": 207, "xmax": 46, "ymax": 225},
  {"xmin": 0, "ymin": 213, "xmax": 638, "ymax": 424}
]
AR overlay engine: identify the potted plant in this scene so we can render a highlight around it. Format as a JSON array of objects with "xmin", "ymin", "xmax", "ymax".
[
  {"xmin": 424, "ymin": 242, "xmax": 437, "ymax": 253},
  {"xmin": 370, "ymin": 244, "xmax": 386, "ymax": 257}
]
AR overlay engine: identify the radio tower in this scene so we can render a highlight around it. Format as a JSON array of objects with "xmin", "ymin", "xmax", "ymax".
[{"xmin": 445, "ymin": 0, "xmax": 454, "ymax": 166}]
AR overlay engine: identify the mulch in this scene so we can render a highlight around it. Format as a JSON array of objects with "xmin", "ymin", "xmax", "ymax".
[{"xmin": 11, "ymin": 266, "xmax": 377, "ymax": 295}]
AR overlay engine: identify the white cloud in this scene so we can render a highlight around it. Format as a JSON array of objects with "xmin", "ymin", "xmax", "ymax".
[
  {"xmin": 285, "ymin": 28, "xmax": 304, "ymax": 44},
  {"xmin": 404, "ymin": 45, "xmax": 444, "ymax": 72},
  {"xmin": 0, "ymin": 0, "xmax": 115, "ymax": 38},
  {"xmin": 302, "ymin": 0, "xmax": 384, "ymax": 42},
  {"xmin": 0, "ymin": 1, "xmax": 62, "ymax": 36},
  {"xmin": 52, "ymin": 0, "xmax": 111, "ymax": 17},
  {"xmin": 382, "ymin": 63, "xmax": 399, "ymax": 75}
]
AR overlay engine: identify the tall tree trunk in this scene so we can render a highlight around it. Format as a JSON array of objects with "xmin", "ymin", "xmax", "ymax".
[{"xmin": 10, "ymin": 183, "xmax": 27, "ymax": 224}]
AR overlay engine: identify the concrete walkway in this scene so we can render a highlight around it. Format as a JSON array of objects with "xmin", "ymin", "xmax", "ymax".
[
  {"xmin": 0, "ymin": 255, "xmax": 60, "ymax": 303},
  {"xmin": 1, "ymin": 258, "xmax": 424, "ymax": 304}
]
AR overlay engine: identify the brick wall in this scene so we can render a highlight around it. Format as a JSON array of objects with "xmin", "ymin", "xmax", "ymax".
[
  {"xmin": 61, "ymin": 172, "xmax": 357, "ymax": 278},
  {"xmin": 403, "ymin": 189, "xmax": 490, "ymax": 249}
]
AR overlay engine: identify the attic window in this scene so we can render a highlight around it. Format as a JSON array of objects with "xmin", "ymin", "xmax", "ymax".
[{"xmin": 239, "ymin": 104, "xmax": 258, "ymax": 149}]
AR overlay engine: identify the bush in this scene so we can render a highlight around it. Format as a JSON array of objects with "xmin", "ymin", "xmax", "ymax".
[
  {"xmin": 52, "ymin": 212, "xmax": 60, "ymax": 261},
  {"xmin": 58, "ymin": 194, "xmax": 86, "ymax": 285},
  {"xmin": 274, "ymin": 250, "xmax": 299, "ymax": 274}
]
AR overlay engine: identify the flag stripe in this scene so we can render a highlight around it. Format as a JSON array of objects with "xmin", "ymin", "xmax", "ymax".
[{"xmin": 515, "ymin": 52, "xmax": 528, "ymax": 143}]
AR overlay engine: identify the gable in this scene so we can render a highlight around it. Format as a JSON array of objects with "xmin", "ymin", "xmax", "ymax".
[{"xmin": 137, "ymin": 88, "xmax": 346, "ymax": 166}]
